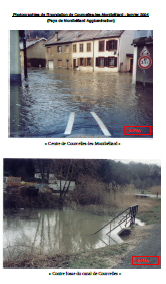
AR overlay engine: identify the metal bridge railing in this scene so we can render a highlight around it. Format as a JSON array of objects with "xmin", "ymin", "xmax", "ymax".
[{"xmin": 93, "ymin": 204, "xmax": 138, "ymax": 236}]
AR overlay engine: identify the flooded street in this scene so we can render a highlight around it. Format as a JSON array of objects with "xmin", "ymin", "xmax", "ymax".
[
  {"xmin": 3, "ymin": 208, "xmax": 144, "ymax": 261},
  {"xmin": 10, "ymin": 68, "xmax": 153, "ymax": 138}
]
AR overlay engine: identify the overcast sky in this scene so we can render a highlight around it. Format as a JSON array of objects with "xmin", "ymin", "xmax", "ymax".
[{"xmin": 113, "ymin": 159, "xmax": 161, "ymax": 166}]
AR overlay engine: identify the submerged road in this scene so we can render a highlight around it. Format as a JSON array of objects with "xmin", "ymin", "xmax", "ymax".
[
  {"xmin": 112, "ymin": 223, "xmax": 161, "ymax": 269},
  {"xmin": 10, "ymin": 69, "xmax": 153, "ymax": 138}
]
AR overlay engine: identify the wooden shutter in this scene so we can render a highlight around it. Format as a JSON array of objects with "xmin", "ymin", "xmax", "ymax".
[
  {"xmin": 83, "ymin": 58, "xmax": 86, "ymax": 66},
  {"xmin": 96, "ymin": 57, "xmax": 98, "ymax": 67},
  {"xmin": 106, "ymin": 41, "xmax": 109, "ymax": 51},
  {"xmin": 91, "ymin": 57, "xmax": 93, "ymax": 67},
  {"xmin": 115, "ymin": 40, "xmax": 117, "ymax": 50},
  {"xmin": 57, "ymin": 46, "xmax": 58, "ymax": 53},
  {"xmin": 114, "ymin": 57, "xmax": 117, "ymax": 67},
  {"xmin": 78, "ymin": 58, "xmax": 80, "ymax": 66}
]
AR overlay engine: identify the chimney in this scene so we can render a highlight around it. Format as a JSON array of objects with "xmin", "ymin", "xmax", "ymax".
[
  {"xmin": 76, "ymin": 31, "xmax": 80, "ymax": 38},
  {"xmin": 55, "ymin": 31, "xmax": 58, "ymax": 42}
]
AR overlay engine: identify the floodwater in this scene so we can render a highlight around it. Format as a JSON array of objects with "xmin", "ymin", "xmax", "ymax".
[
  {"xmin": 10, "ymin": 68, "xmax": 153, "ymax": 138},
  {"xmin": 3, "ymin": 208, "xmax": 144, "ymax": 261}
]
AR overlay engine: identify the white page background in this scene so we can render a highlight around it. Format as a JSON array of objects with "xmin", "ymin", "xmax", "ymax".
[{"xmin": 0, "ymin": 2, "xmax": 164, "ymax": 282}]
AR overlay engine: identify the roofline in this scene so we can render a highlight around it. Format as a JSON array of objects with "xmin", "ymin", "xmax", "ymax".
[
  {"xmin": 94, "ymin": 30, "xmax": 124, "ymax": 40},
  {"xmin": 44, "ymin": 31, "xmax": 125, "ymax": 46},
  {"xmin": 20, "ymin": 37, "xmax": 46, "ymax": 50}
]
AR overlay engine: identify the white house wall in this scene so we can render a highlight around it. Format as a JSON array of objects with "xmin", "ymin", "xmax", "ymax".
[
  {"xmin": 72, "ymin": 41, "xmax": 94, "ymax": 71},
  {"xmin": 119, "ymin": 31, "xmax": 134, "ymax": 72},
  {"xmin": 93, "ymin": 38, "xmax": 120, "ymax": 72}
]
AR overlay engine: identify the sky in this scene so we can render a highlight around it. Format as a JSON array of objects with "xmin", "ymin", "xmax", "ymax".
[{"xmin": 113, "ymin": 159, "xmax": 161, "ymax": 166}]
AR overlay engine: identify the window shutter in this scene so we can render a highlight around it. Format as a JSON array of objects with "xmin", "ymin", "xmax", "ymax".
[
  {"xmin": 115, "ymin": 40, "xmax": 117, "ymax": 50},
  {"xmin": 83, "ymin": 58, "xmax": 86, "ymax": 66},
  {"xmin": 104, "ymin": 57, "xmax": 108, "ymax": 67},
  {"xmin": 57, "ymin": 46, "xmax": 58, "ymax": 53},
  {"xmin": 114, "ymin": 57, "xmax": 117, "ymax": 67},
  {"xmin": 106, "ymin": 41, "xmax": 109, "ymax": 51},
  {"xmin": 78, "ymin": 58, "xmax": 80, "ymax": 66},
  {"xmin": 96, "ymin": 57, "xmax": 98, "ymax": 67},
  {"xmin": 91, "ymin": 57, "xmax": 93, "ymax": 67}
]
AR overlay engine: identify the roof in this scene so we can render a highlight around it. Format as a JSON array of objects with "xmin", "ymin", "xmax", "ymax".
[
  {"xmin": 20, "ymin": 38, "xmax": 46, "ymax": 50},
  {"xmin": 132, "ymin": 36, "xmax": 153, "ymax": 46},
  {"xmin": 94, "ymin": 30, "xmax": 124, "ymax": 39},
  {"xmin": 44, "ymin": 30, "xmax": 124, "ymax": 46}
]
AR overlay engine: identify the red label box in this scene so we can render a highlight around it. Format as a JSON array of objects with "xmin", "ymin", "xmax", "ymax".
[
  {"xmin": 124, "ymin": 126, "xmax": 151, "ymax": 135},
  {"xmin": 132, "ymin": 256, "xmax": 159, "ymax": 265}
]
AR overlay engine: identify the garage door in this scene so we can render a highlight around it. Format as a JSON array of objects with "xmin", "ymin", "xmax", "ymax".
[{"xmin": 48, "ymin": 61, "xmax": 54, "ymax": 69}]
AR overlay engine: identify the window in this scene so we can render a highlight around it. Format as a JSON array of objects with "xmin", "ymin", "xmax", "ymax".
[
  {"xmin": 87, "ymin": 58, "xmax": 91, "ymax": 66},
  {"xmin": 80, "ymin": 44, "xmax": 83, "ymax": 52},
  {"xmin": 57, "ymin": 46, "xmax": 62, "ymax": 53},
  {"xmin": 108, "ymin": 57, "xmax": 117, "ymax": 67},
  {"xmin": 73, "ymin": 44, "xmax": 76, "ymax": 52},
  {"xmin": 47, "ymin": 47, "xmax": 51, "ymax": 54},
  {"xmin": 106, "ymin": 40, "xmax": 117, "ymax": 51},
  {"xmin": 109, "ymin": 57, "xmax": 114, "ymax": 66},
  {"xmin": 87, "ymin": 43, "xmax": 91, "ymax": 52},
  {"xmin": 99, "ymin": 57, "xmax": 104, "ymax": 67},
  {"xmin": 99, "ymin": 41, "xmax": 104, "ymax": 52},
  {"xmin": 65, "ymin": 45, "xmax": 69, "ymax": 53}
]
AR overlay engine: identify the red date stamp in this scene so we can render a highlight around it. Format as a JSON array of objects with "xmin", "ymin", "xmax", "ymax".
[
  {"xmin": 136, "ymin": 258, "xmax": 149, "ymax": 263},
  {"xmin": 128, "ymin": 129, "xmax": 141, "ymax": 133},
  {"xmin": 132, "ymin": 256, "xmax": 159, "ymax": 265},
  {"xmin": 124, "ymin": 126, "xmax": 151, "ymax": 135}
]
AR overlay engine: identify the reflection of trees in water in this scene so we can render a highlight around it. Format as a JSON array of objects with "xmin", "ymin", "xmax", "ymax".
[{"xmin": 4, "ymin": 210, "xmax": 113, "ymax": 257}]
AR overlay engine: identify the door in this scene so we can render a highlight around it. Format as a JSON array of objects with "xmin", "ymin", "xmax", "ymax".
[
  {"xmin": 130, "ymin": 59, "xmax": 133, "ymax": 72},
  {"xmin": 73, "ymin": 59, "xmax": 76, "ymax": 69},
  {"xmin": 66, "ymin": 60, "xmax": 69, "ymax": 70},
  {"xmin": 48, "ymin": 60, "xmax": 54, "ymax": 69}
]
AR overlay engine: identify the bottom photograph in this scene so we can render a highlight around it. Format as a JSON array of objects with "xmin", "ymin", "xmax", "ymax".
[{"xmin": 3, "ymin": 159, "xmax": 161, "ymax": 269}]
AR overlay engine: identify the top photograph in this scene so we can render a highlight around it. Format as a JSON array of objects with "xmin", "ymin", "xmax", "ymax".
[{"xmin": 10, "ymin": 30, "xmax": 153, "ymax": 138}]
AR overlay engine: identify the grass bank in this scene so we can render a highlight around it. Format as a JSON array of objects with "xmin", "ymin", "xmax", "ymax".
[
  {"xmin": 137, "ymin": 198, "xmax": 161, "ymax": 225},
  {"xmin": 3, "ymin": 243, "xmax": 129, "ymax": 269}
]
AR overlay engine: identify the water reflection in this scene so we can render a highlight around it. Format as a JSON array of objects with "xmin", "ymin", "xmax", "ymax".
[
  {"xmin": 3, "ymin": 209, "xmax": 144, "ymax": 260},
  {"xmin": 10, "ymin": 68, "xmax": 153, "ymax": 137}
]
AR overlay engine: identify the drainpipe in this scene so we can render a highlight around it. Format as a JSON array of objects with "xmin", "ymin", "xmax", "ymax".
[
  {"xmin": 118, "ymin": 38, "xmax": 120, "ymax": 72},
  {"xmin": 23, "ymin": 31, "xmax": 27, "ymax": 79},
  {"xmin": 93, "ymin": 39, "xmax": 94, "ymax": 72}
]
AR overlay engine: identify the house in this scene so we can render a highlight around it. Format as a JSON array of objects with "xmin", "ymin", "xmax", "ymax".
[
  {"xmin": 93, "ymin": 30, "xmax": 134, "ymax": 72},
  {"xmin": 44, "ymin": 31, "xmax": 73, "ymax": 69},
  {"xmin": 20, "ymin": 37, "xmax": 46, "ymax": 67},
  {"xmin": 44, "ymin": 30, "xmax": 134, "ymax": 72},
  {"xmin": 71, "ymin": 30, "xmax": 100, "ymax": 70},
  {"xmin": 132, "ymin": 30, "xmax": 153, "ymax": 85}
]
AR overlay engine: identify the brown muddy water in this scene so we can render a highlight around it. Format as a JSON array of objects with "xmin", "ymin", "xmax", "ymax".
[
  {"xmin": 10, "ymin": 68, "xmax": 153, "ymax": 137},
  {"xmin": 3, "ymin": 208, "xmax": 144, "ymax": 260}
]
